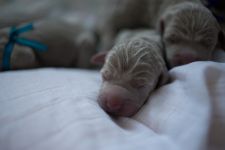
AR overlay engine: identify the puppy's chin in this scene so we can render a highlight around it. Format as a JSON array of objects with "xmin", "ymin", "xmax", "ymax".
[
  {"xmin": 167, "ymin": 50, "xmax": 203, "ymax": 68},
  {"xmin": 169, "ymin": 59, "xmax": 193, "ymax": 68},
  {"xmin": 106, "ymin": 103, "xmax": 140, "ymax": 117}
]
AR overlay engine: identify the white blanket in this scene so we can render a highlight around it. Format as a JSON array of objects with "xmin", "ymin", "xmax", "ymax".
[{"xmin": 0, "ymin": 62, "xmax": 225, "ymax": 150}]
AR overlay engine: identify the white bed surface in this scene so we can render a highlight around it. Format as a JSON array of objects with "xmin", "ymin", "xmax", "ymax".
[{"xmin": 0, "ymin": 62, "xmax": 225, "ymax": 150}]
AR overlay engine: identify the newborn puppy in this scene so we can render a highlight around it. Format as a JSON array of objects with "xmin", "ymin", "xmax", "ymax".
[
  {"xmin": 95, "ymin": 0, "xmax": 225, "ymax": 68},
  {"xmin": 96, "ymin": 30, "xmax": 168, "ymax": 116},
  {"xmin": 158, "ymin": 2, "xmax": 225, "ymax": 68},
  {"xmin": 0, "ymin": 19, "xmax": 98, "ymax": 71}
]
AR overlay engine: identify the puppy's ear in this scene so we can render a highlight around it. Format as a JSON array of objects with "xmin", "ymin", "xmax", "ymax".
[
  {"xmin": 218, "ymin": 31, "xmax": 225, "ymax": 50},
  {"xmin": 90, "ymin": 51, "xmax": 108, "ymax": 65}
]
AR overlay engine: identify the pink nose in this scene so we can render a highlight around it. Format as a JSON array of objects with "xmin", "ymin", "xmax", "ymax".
[
  {"xmin": 106, "ymin": 98, "xmax": 123, "ymax": 111},
  {"xmin": 98, "ymin": 94, "xmax": 138, "ymax": 116},
  {"xmin": 99, "ymin": 95, "xmax": 124, "ymax": 113},
  {"xmin": 98, "ymin": 85, "xmax": 140, "ymax": 116}
]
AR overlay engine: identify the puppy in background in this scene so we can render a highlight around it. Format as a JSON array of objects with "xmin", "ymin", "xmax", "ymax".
[
  {"xmin": 0, "ymin": 18, "xmax": 98, "ymax": 71},
  {"xmin": 159, "ymin": 2, "xmax": 225, "ymax": 68},
  {"xmin": 0, "ymin": 0, "xmax": 100, "ymax": 71},
  {"xmin": 94, "ymin": 0, "xmax": 225, "ymax": 68},
  {"xmin": 93, "ymin": 30, "xmax": 168, "ymax": 116}
]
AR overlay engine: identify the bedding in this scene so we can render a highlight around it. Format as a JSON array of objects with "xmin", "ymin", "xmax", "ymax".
[{"xmin": 0, "ymin": 61, "xmax": 225, "ymax": 150}]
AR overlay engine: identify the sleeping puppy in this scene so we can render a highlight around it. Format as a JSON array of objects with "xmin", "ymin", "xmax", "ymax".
[
  {"xmin": 0, "ymin": 18, "xmax": 98, "ymax": 71},
  {"xmin": 95, "ymin": 30, "xmax": 168, "ymax": 117},
  {"xmin": 95, "ymin": 0, "xmax": 225, "ymax": 68},
  {"xmin": 158, "ymin": 2, "xmax": 225, "ymax": 68}
]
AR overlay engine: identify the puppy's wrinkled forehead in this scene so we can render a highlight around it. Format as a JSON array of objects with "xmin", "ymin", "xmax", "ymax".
[
  {"xmin": 164, "ymin": 3, "xmax": 220, "ymax": 47},
  {"xmin": 101, "ymin": 39, "xmax": 161, "ymax": 85}
]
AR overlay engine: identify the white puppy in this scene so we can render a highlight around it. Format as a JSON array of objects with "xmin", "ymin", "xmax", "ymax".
[{"xmin": 96, "ymin": 30, "xmax": 168, "ymax": 116}]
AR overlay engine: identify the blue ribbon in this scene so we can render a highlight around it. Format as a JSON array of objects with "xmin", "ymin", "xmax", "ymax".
[{"xmin": 2, "ymin": 23, "xmax": 48, "ymax": 71}]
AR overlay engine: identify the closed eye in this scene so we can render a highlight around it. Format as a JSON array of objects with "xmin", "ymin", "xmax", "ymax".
[{"xmin": 130, "ymin": 79, "xmax": 147, "ymax": 89}]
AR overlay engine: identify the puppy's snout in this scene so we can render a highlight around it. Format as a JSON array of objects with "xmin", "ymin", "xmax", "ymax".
[
  {"xmin": 100, "ymin": 95, "xmax": 124, "ymax": 112},
  {"xmin": 98, "ymin": 86, "xmax": 139, "ymax": 116},
  {"xmin": 172, "ymin": 52, "xmax": 199, "ymax": 67}
]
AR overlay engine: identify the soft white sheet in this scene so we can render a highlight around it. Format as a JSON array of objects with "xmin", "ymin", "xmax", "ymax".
[{"xmin": 0, "ymin": 62, "xmax": 225, "ymax": 150}]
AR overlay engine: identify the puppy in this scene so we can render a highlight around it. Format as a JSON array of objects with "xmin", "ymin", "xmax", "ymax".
[
  {"xmin": 0, "ymin": 18, "xmax": 98, "ymax": 71},
  {"xmin": 95, "ymin": 0, "xmax": 225, "ymax": 68},
  {"xmin": 158, "ymin": 2, "xmax": 225, "ymax": 68},
  {"xmin": 95, "ymin": 30, "xmax": 168, "ymax": 116}
]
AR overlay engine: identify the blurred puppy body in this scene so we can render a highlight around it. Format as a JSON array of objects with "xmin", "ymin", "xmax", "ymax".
[{"xmin": 0, "ymin": 18, "xmax": 98, "ymax": 70}]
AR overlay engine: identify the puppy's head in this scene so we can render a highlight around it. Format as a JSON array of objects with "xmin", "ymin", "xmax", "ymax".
[
  {"xmin": 96, "ymin": 39, "xmax": 167, "ymax": 117},
  {"xmin": 158, "ymin": 2, "xmax": 225, "ymax": 68}
]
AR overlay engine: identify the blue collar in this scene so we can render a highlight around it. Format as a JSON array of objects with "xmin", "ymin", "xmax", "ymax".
[{"xmin": 2, "ymin": 23, "xmax": 48, "ymax": 71}]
